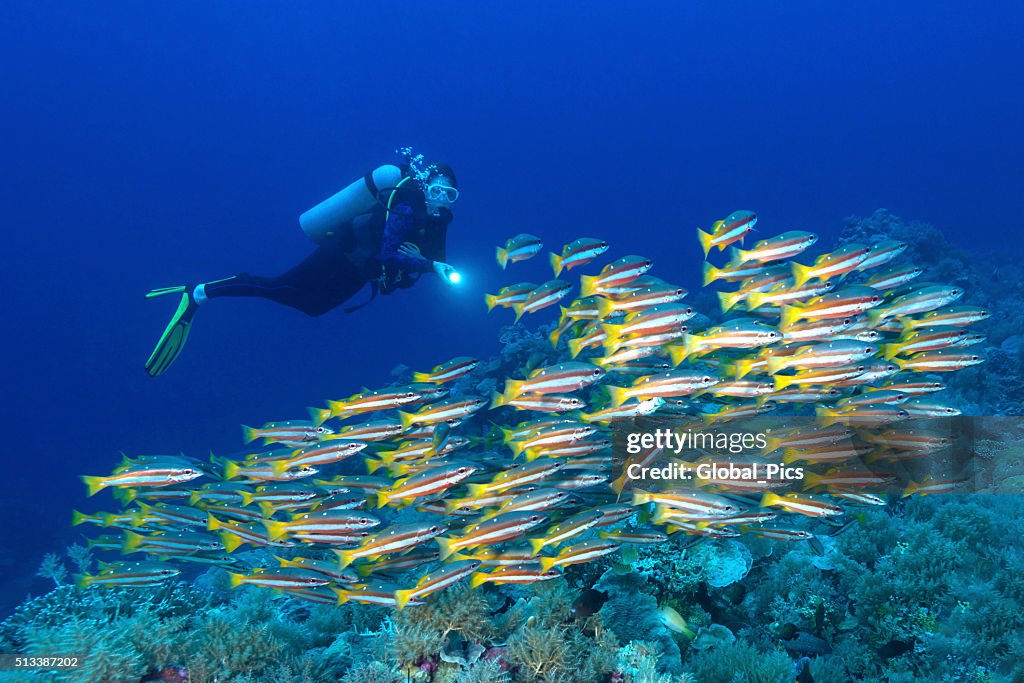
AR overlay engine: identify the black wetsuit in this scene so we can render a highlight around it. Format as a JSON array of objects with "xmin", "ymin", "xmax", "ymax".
[{"xmin": 204, "ymin": 175, "xmax": 451, "ymax": 317}]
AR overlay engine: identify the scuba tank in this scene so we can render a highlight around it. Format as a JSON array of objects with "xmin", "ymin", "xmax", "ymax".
[{"xmin": 299, "ymin": 164, "xmax": 403, "ymax": 244}]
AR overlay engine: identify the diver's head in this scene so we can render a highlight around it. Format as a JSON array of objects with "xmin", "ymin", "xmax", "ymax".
[{"xmin": 424, "ymin": 163, "xmax": 459, "ymax": 217}]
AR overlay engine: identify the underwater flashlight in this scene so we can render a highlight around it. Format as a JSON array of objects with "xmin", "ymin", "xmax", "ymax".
[{"xmin": 446, "ymin": 270, "xmax": 462, "ymax": 285}]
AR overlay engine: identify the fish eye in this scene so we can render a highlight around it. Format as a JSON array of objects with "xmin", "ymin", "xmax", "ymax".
[
  {"xmin": 971, "ymin": 355, "xmax": 980, "ymax": 361},
  {"xmin": 897, "ymin": 410, "xmax": 908, "ymax": 417},
  {"xmin": 952, "ymin": 289, "xmax": 961, "ymax": 295},
  {"xmin": 871, "ymin": 296, "xmax": 880, "ymax": 303},
  {"xmin": 317, "ymin": 426, "xmax": 329, "ymax": 433},
  {"xmin": 702, "ymin": 376, "xmax": 712, "ymax": 383},
  {"xmin": 182, "ymin": 469, "xmax": 195, "ymax": 476},
  {"xmin": 866, "ymin": 347, "xmax": 875, "ymax": 354},
  {"xmin": 457, "ymin": 467, "xmax": 469, "ymax": 474},
  {"xmin": 531, "ymin": 515, "xmax": 542, "ymax": 522},
  {"xmin": 600, "ymin": 242, "xmax": 608, "ymax": 248},
  {"xmin": 361, "ymin": 518, "xmax": 373, "ymax": 524},
  {"xmin": 592, "ymin": 369, "xmax": 602, "ymax": 376}
]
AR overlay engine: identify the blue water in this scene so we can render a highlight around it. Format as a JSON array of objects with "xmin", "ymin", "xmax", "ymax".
[{"xmin": 1, "ymin": 0, "xmax": 1021, "ymax": 614}]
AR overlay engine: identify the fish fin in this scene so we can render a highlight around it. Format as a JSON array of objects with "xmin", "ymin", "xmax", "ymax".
[
  {"xmin": 630, "ymin": 490, "xmax": 650, "ymax": 506},
  {"xmin": 781, "ymin": 448, "xmax": 802, "ymax": 465},
  {"xmin": 80, "ymin": 475, "xmax": 106, "ymax": 497},
  {"xmin": 696, "ymin": 227, "xmax": 714, "ymax": 257},
  {"xmin": 333, "ymin": 549, "xmax": 356, "ymax": 569},
  {"xmin": 219, "ymin": 531, "xmax": 244, "ymax": 553},
  {"xmin": 468, "ymin": 572, "xmax": 489, "ymax": 589},
  {"xmin": 667, "ymin": 343, "xmax": 688, "ymax": 367},
  {"xmin": 718, "ymin": 290, "xmax": 743, "ymax": 313},
  {"xmin": 766, "ymin": 356, "xmax": 787, "ymax": 375},
  {"xmin": 374, "ymin": 491, "xmax": 390, "ymax": 509},
  {"xmin": 866, "ymin": 308, "xmax": 887, "ymax": 329},
  {"xmin": 489, "ymin": 391, "xmax": 506, "ymax": 409},
  {"xmin": 778, "ymin": 304, "xmax": 802, "ymax": 330},
  {"xmin": 307, "ymin": 407, "xmax": 331, "ymax": 427},
  {"xmin": 733, "ymin": 358, "xmax": 755, "ymax": 379},
  {"xmin": 496, "ymin": 246, "xmax": 509, "ymax": 270},
  {"xmin": 579, "ymin": 274, "xmax": 597, "ymax": 298},
  {"xmin": 394, "ymin": 589, "xmax": 414, "ymax": 610},
  {"xmin": 225, "ymin": 571, "xmax": 246, "ymax": 589},
  {"xmin": 503, "ymin": 379, "xmax": 524, "ymax": 402},
  {"xmin": 815, "ymin": 405, "xmax": 839, "ymax": 426},
  {"xmin": 601, "ymin": 322, "xmax": 625, "ymax": 342},
  {"xmin": 733, "ymin": 245, "xmax": 752, "ymax": 263},
  {"xmin": 263, "ymin": 519, "xmax": 288, "ymax": 541},
  {"xmin": 240, "ymin": 425, "xmax": 259, "ymax": 444},
  {"xmin": 397, "ymin": 411, "xmax": 417, "ymax": 430},
  {"xmin": 747, "ymin": 291, "xmax": 767, "ymax": 310},
  {"xmin": 790, "ymin": 262, "xmax": 813, "ymax": 287},
  {"xmin": 567, "ymin": 337, "xmax": 586, "ymax": 359},
  {"xmin": 538, "ymin": 557, "xmax": 557, "ymax": 573},
  {"xmin": 512, "ymin": 303, "xmax": 526, "ymax": 323},
  {"xmin": 595, "ymin": 297, "xmax": 614, "ymax": 318},
  {"xmin": 773, "ymin": 374, "xmax": 795, "ymax": 391},
  {"xmin": 436, "ymin": 537, "xmax": 457, "ymax": 561},
  {"xmin": 550, "ymin": 252, "xmax": 563, "ymax": 276},
  {"xmin": 120, "ymin": 530, "xmax": 144, "ymax": 554},
  {"xmin": 225, "ymin": 459, "xmax": 246, "ymax": 481},
  {"xmin": 528, "ymin": 538, "xmax": 547, "ymax": 556},
  {"xmin": 701, "ymin": 261, "xmax": 720, "ymax": 287},
  {"xmin": 71, "ymin": 510, "xmax": 89, "ymax": 526},
  {"xmin": 902, "ymin": 480, "xmax": 919, "ymax": 498},
  {"xmin": 74, "ymin": 574, "xmax": 91, "ymax": 590},
  {"xmin": 606, "ymin": 385, "xmax": 629, "ymax": 408},
  {"xmin": 760, "ymin": 492, "xmax": 780, "ymax": 507}
]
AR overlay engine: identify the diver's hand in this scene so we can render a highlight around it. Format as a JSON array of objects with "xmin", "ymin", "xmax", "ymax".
[
  {"xmin": 398, "ymin": 242, "xmax": 423, "ymax": 260},
  {"xmin": 433, "ymin": 261, "xmax": 457, "ymax": 282}
]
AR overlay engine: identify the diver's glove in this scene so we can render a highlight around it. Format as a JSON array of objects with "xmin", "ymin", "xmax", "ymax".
[{"xmin": 433, "ymin": 261, "xmax": 461, "ymax": 284}]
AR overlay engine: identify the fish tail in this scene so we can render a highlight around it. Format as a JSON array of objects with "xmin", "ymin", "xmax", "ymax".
[
  {"xmin": 567, "ymin": 337, "xmax": 586, "ymax": 359},
  {"xmin": 219, "ymin": 531, "xmax": 244, "ymax": 553},
  {"xmin": 606, "ymin": 385, "xmax": 629, "ymax": 407},
  {"xmin": 684, "ymin": 333, "xmax": 702, "ymax": 358},
  {"xmin": 465, "ymin": 483, "xmax": 489, "ymax": 499},
  {"xmin": 238, "ymin": 491, "xmax": 254, "ymax": 506},
  {"xmin": 436, "ymin": 537, "xmax": 457, "ymax": 561},
  {"xmin": 71, "ymin": 510, "xmax": 89, "ymax": 526},
  {"xmin": 512, "ymin": 303, "xmax": 526, "ymax": 323},
  {"xmin": 80, "ymin": 475, "xmax": 106, "ymax": 497},
  {"xmin": 468, "ymin": 572, "xmax": 489, "ymax": 589},
  {"xmin": 696, "ymin": 227, "xmax": 714, "ymax": 257},
  {"xmin": 762, "ymin": 436, "xmax": 781, "ymax": 454},
  {"xmin": 397, "ymin": 411, "xmax": 417, "ymax": 430},
  {"xmin": 528, "ymin": 538, "xmax": 546, "ymax": 556},
  {"xmin": 866, "ymin": 308, "xmax": 887, "ymax": 329},
  {"xmin": 116, "ymin": 487, "xmax": 138, "ymax": 504},
  {"xmin": 240, "ymin": 425, "xmax": 259, "ymax": 444},
  {"xmin": 522, "ymin": 447, "xmax": 543, "ymax": 462},
  {"xmin": 489, "ymin": 391, "xmax": 506, "ymax": 409},
  {"xmin": 223, "ymin": 459, "xmax": 240, "ymax": 480},
  {"xmin": 666, "ymin": 343, "xmax": 688, "ymax": 367},
  {"xmin": 902, "ymin": 480, "xmax": 919, "ymax": 498},
  {"xmin": 226, "ymin": 571, "xmax": 246, "ymax": 589},
  {"xmin": 717, "ymin": 290, "xmax": 742, "ymax": 313},
  {"xmin": 375, "ymin": 491, "xmax": 390, "ymax": 509},
  {"xmin": 815, "ymin": 405, "xmax": 839, "ymax": 426},
  {"xmin": 601, "ymin": 322, "xmax": 624, "ymax": 342},
  {"xmin": 484, "ymin": 293, "xmax": 499, "ymax": 312},
  {"xmin": 411, "ymin": 371, "xmax": 433, "ymax": 383},
  {"xmin": 333, "ymin": 549, "xmax": 356, "ymax": 569},
  {"xmin": 610, "ymin": 473, "xmax": 629, "ymax": 497},
  {"xmin": 263, "ymin": 519, "xmax": 288, "ymax": 541},
  {"xmin": 733, "ymin": 358, "xmax": 755, "ymax": 379},
  {"xmin": 773, "ymin": 374, "xmax": 795, "ymax": 391},
  {"xmin": 508, "ymin": 439, "xmax": 526, "ymax": 457},
  {"xmin": 766, "ymin": 356, "xmax": 787, "ymax": 375},
  {"xmin": 74, "ymin": 574, "xmax": 92, "ymax": 590},
  {"xmin": 760, "ymin": 492, "xmax": 780, "ymax": 507},
  {"xmin": 502, "ymin": 379, "xmax": 524, "ymax": 402},
  {"xmin": 496, "ymin": 246, "xmax": 509, "ymax": 270},
  {"xmin": 790, "ymin": 262, "xmax": 813, "ymax": 287},
  {"xmin": 802, "ymin": 471, "xmax": 821, "ymax": 489},
  {"xmin": 121, "ymin": 530, "xmax": 143, "ymax": 554},
  {"xmin": 733, "ymin": 245, "xmax": 752, "ymax": 263},
  {"xmin": 781, "ymin": 448, "xmax": 802, "ymax": 465},
  {"xmin": 307, "ymin": 406, "xmax": 331, "ymax": 427},
  {"xmin": 538, "ymin": 557, "xmax": 557, "ymax": 573},
  {"xmin": 206, "ymin": 514, "xmax": 223, "ymax": 531},
  {"xmin": 630, "ymin": 490, "xmax": 650, "ymax": 506},
  {"xmin": 595, "ymin": 297, "xmax": 614, "ymax": 318},
  {"xmin": 778, "ymin": 304, "xmax": 802, "ymax": 330},
  {"xmin": 550, "ymin": 252, "xmax": 563, "ymax": 276},
  {"xmin": 579, "ymin": 274, "xmax": 597, "ymax": 298},
  {"xmin": 747, "ymin": 291, "xmax": 766, "ymax": 310},
  {"xmin": 394, "ymin": 589, "xmax": 414, "ymax": 610},
  {"xmin": 701, "ymin": 261, "xmax": 720, "ymax": 286}
]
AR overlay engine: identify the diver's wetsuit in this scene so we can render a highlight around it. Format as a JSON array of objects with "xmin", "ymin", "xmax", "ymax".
[{"xmin": 203, "ymin": 182, "xmax": 451, "ymax": 317}]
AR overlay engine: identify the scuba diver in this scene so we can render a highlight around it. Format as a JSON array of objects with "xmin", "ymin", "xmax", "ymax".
[{"xmin": 144, "ymin": 148, "xmax": 462, "ymax": 377}]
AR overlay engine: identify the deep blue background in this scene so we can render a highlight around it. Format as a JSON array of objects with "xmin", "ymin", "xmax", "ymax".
[{"xmin": 1, "ymin": 1, "xmax": 1021, "ymax": 611}]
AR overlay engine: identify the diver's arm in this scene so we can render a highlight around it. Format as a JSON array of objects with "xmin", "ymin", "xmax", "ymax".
[{"xmin": 380, "ymin": 204, "xmax": 433, "ymax": 273}]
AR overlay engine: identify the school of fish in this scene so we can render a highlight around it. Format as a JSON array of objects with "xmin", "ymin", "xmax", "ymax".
[{"xmin": 74, "ymin": 211, "xmax": 986, "ymax": 609}]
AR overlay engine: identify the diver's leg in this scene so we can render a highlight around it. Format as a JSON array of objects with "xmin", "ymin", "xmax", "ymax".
[{"xmin": 202, "ymin": 248, "xmax": 369, "ymax": 317}]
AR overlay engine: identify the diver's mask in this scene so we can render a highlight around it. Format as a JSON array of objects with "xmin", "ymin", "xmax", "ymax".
[{"xmin": 426, "ymin": 183, "xmax": 459, "ymax": 204}]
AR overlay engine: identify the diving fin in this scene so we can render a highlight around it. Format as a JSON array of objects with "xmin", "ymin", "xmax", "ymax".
[{"xmin": 144, "ymin": 286, "xmax": 198, "ymax": 377}]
